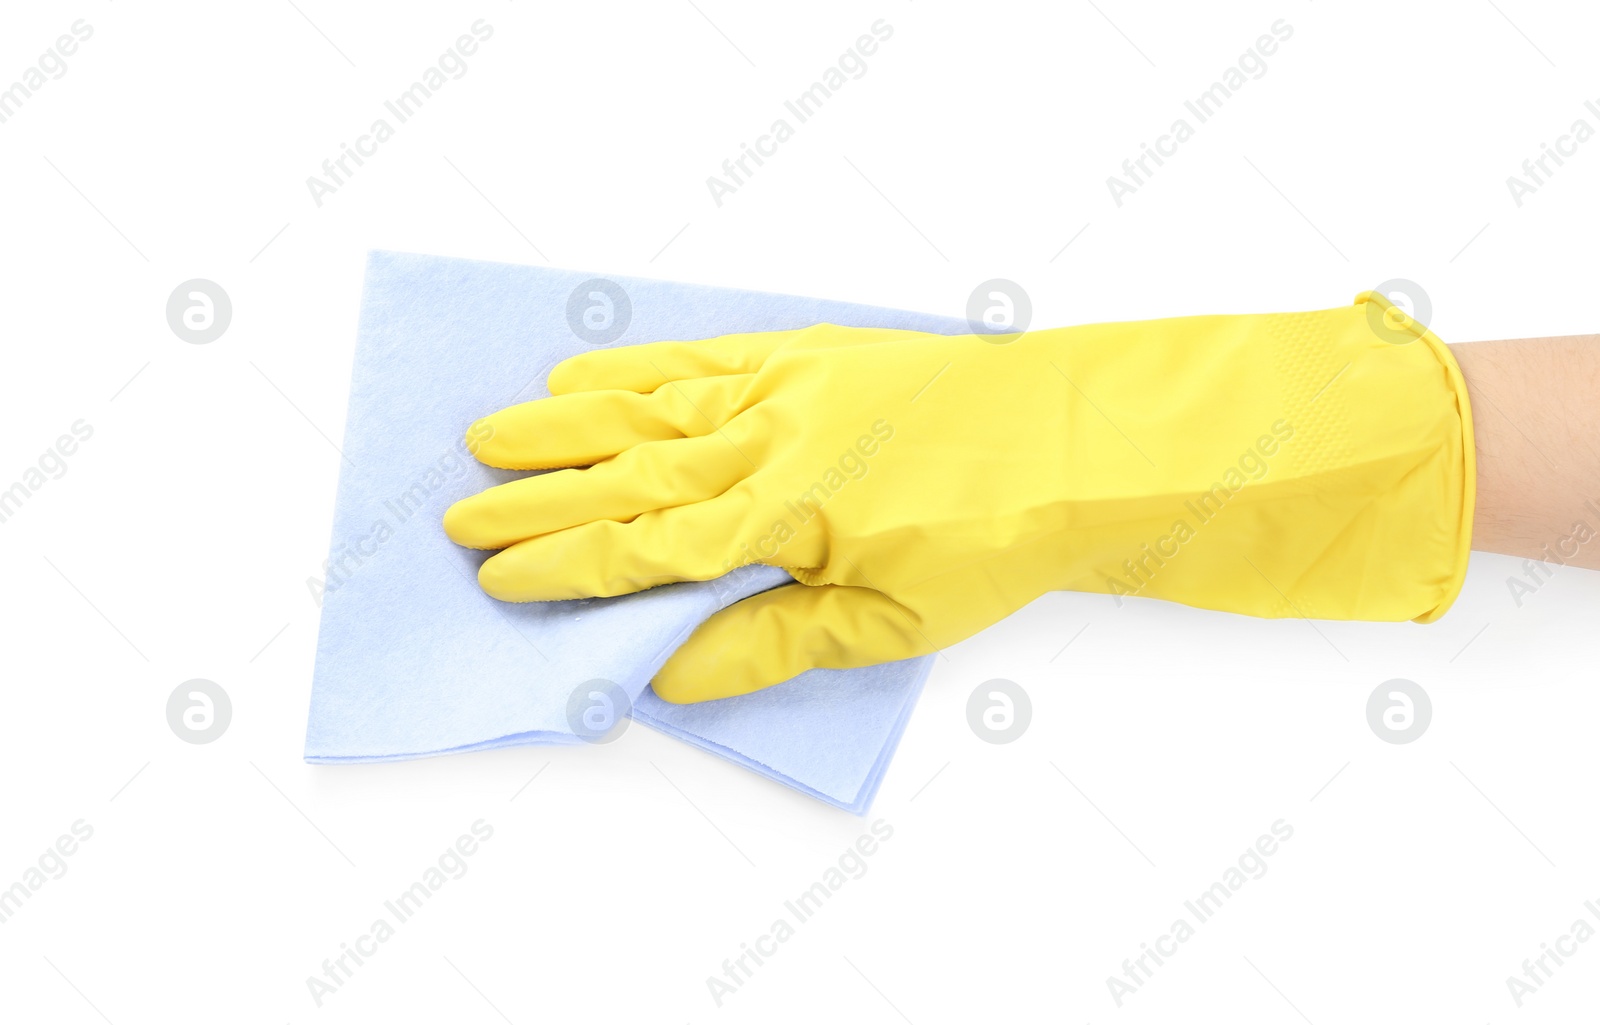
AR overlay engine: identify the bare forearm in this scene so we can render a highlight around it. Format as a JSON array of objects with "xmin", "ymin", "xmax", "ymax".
[{"xmin": 1449, "ymin": 334, "xmax": 1600, "ymax": 569}]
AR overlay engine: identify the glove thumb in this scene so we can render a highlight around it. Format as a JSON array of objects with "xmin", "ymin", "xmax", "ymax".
[{"xmin": 650, "ymin": 583, "xmax": 932, "ymax": 703}]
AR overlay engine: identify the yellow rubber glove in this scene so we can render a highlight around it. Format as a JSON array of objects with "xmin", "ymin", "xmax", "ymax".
[{"xmin": 443, "ymin": 292, "xmax": 1474, "ymax": 703}]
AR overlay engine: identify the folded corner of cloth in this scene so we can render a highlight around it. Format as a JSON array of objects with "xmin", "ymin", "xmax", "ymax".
[{"xmin": 304, "ymin": 251, "xmax": 962, "ymax": 813}]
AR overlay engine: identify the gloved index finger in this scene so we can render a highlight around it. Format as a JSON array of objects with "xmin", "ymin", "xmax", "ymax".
[
  {"xmin": 548, "ymin": 329, "xmax": 802, "ymax": 395},
  {"xmin": 468, "ymin": 373, "xmax": 753, "ymax": 469},
  {"xmin": 548, "ymin": 324, "xmax": 941, "ymax": 395}
]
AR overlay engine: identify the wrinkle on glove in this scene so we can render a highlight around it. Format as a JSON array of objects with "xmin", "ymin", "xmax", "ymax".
[{"xmin": 305, "ymin": 251, "xmax": 962, "ymax": 812}]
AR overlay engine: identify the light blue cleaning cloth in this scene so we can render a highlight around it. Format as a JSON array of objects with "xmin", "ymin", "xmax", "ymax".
[{"xmin": 306, "ymin": 251, "xmax": 963, "ymax": 812}]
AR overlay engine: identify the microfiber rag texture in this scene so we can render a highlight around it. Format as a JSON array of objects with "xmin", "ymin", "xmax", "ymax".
[{"xmin": 306, "ymin": 251, "xmax": 963, "ymax": 812}]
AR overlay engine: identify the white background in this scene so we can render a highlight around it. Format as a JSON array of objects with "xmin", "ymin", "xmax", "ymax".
[{"xmin": 2, "ymin": 1, "xmax": 1598, "ymax": 1021}]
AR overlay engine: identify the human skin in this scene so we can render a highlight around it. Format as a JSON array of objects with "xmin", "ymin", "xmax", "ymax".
[{"xmin": 1450, "ymin": 335, "xmax": 1600, "ymax": 570}]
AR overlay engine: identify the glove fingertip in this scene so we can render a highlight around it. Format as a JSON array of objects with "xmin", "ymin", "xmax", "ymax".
[
  {"xmin": 651, "ymin": 623, "xmax": 773, "ymax": 704},
  {"xmin": 647, "ymin": 674, "xmax": 704, "ymax": 704},
  {"xmin": 464, "ymin": 417, "xmax": 494, "ymax": 459},
  {"xmin": 547, "ymin": 352, "xmax": 608, "ymax": 395}
]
